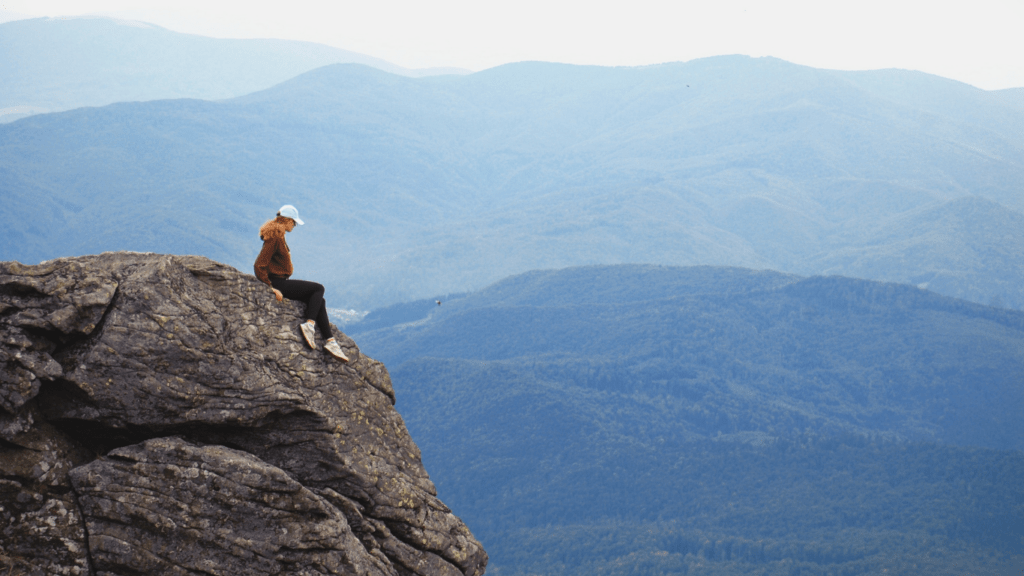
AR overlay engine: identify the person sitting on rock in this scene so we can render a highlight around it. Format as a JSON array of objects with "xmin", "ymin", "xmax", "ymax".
[{"xmin": 254, "ymin": 204, "xmax": 349, "ymax": 362}]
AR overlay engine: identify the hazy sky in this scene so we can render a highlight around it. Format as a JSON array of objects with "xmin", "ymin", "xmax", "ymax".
[{"xmin": 3, "ymin": 0, "xmax": 1022, "ymax": 90}]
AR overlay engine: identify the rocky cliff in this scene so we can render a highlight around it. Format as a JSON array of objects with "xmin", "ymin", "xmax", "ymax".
[{"xmin": 0, "ymin": 253, "xmax": 487, "ymax": 576}]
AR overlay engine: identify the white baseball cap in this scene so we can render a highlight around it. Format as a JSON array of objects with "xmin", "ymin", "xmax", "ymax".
[{"xmin": 278, "ymin": 204, "xmax": 304, "ymax": 225}]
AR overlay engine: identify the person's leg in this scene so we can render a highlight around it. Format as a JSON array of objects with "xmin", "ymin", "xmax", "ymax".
[
  {"xmin": 270, "ymin": 278, "xmax": 345, "ymax": 360},
  {"xmin": 314, "ymin": 302, "xmax": 333, "ymax": 341},
  {"xmin": 270, "ymin": 278, "xmax": 328, "ymax": 334}
]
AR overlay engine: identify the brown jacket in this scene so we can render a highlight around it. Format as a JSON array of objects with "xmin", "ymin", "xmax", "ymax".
[{"xmin": 254, "ymin": 218, "xmax": 293, "ymax": 286}]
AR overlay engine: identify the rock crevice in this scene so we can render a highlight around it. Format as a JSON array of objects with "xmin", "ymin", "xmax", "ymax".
[{"xmin": 0, "ymin": 253, "xmax": 487, "ymax": 576}]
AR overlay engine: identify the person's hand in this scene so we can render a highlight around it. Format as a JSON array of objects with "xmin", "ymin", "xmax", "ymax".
[{"xmin": 273, "ymin": 289, "xmax": 283, "ymax": 302}]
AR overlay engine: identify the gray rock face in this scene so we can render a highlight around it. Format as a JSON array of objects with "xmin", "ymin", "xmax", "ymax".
[{"xmin": 0, "ymin": 253, "xmax": 487, "ymax": 576}]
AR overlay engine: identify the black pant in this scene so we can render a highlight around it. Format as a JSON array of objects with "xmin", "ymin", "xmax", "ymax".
[{"xmin": 270, "ymin": 277, "xmax": 332, "ymax": 339}]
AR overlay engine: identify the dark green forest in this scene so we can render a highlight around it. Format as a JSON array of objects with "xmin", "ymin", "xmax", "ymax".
[{"xmin": 349, "ymin": 265, "xmax": 1024, "ymax": 575}]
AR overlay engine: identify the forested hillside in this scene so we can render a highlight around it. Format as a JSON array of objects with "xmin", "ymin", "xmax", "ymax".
[
  {"xmin": 348, "ymin": 265, "xmax": 1024, "ymax": 575},
  {"xmin": 2, "ymin": 57, "xmax": 1022, "ymax": 310}
]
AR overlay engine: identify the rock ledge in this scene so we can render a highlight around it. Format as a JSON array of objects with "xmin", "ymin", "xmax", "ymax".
[{"xmin": 0, "ymin": 253, "xmax": 487, "ymax": 576}]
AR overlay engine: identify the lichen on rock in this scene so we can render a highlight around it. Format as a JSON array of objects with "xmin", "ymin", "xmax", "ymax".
[{"xmin": 0, "ymin": 253, "xmax": 487, "ymax": 576}]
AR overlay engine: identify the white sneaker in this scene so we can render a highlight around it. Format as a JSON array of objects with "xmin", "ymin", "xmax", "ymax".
[
  {"xmin": 300, "ymin": 322, "xmax": 317, "ymax": 349},
  {"xmin": 324, "ymin": 339, "xmax": 350, "ymax": 362}
]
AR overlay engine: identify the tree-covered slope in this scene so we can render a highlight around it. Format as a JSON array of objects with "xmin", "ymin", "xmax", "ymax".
[
  {"xmin": 354, "ymin": 264, "xmax": 1024, "ymax": 450},
  {"xmin": 0, "ymin": 16, "xmax": 464, "ymax": 121},
  {"xmin": 2, "ymin": 57, "xmax": 1022, "ymax": 309},
  {"xmin": 804, "ymin": 195, "xmax": 1024, "ymax": 307},
  {"xmin": 348, "ymin": 265, "xmax": 1024, "ymax": 575}
]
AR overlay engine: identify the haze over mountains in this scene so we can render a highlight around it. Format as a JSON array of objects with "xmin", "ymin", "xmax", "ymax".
[
  {"xmin": 0, "ymin": 17, "xmax": 467, "ymax": 122},
  {"xmin": 1, "ymin": 22, "xmax": 1022, "ymax": 312}
]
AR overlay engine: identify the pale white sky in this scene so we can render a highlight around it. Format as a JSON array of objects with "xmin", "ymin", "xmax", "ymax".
[{"xmin": 3, "ymin": 0, "xmax": 1023, "ymax": 90}]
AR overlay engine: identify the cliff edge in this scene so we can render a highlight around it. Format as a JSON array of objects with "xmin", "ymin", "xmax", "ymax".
[{"xmin": 0, "ymin": 253, "xmax": 487, "ymax": 576}]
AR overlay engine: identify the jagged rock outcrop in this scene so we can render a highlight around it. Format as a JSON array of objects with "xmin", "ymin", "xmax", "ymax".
[{"xmin": 0, "ymin": 253, "xmax": 487, "ymax": 576}]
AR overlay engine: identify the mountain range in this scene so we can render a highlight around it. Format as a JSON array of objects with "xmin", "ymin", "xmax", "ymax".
[
  {"xmin": 4, "ymin": 26, "xmax": 1024, "ymax": 572},
  {"xmin": 347, "ymin": 264, "xmax": 1024, "ymax": 575},
  {"xmin": 0, "ymin": 16, "xmax": 467, "ymax": 122},
  {"xmin": 2, "ymin": 51, "xmax": 1022, "ymax": 311}
]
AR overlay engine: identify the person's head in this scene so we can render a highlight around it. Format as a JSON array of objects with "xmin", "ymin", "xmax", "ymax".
[{"xmin": 276, "ymin": 204, "xmax": 304, "ymax": 231}]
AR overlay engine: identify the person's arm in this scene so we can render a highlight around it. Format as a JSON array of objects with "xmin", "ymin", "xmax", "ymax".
[{"xmin": 254, "ymin": 237, "xmax": 284, "ymax": 302}]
